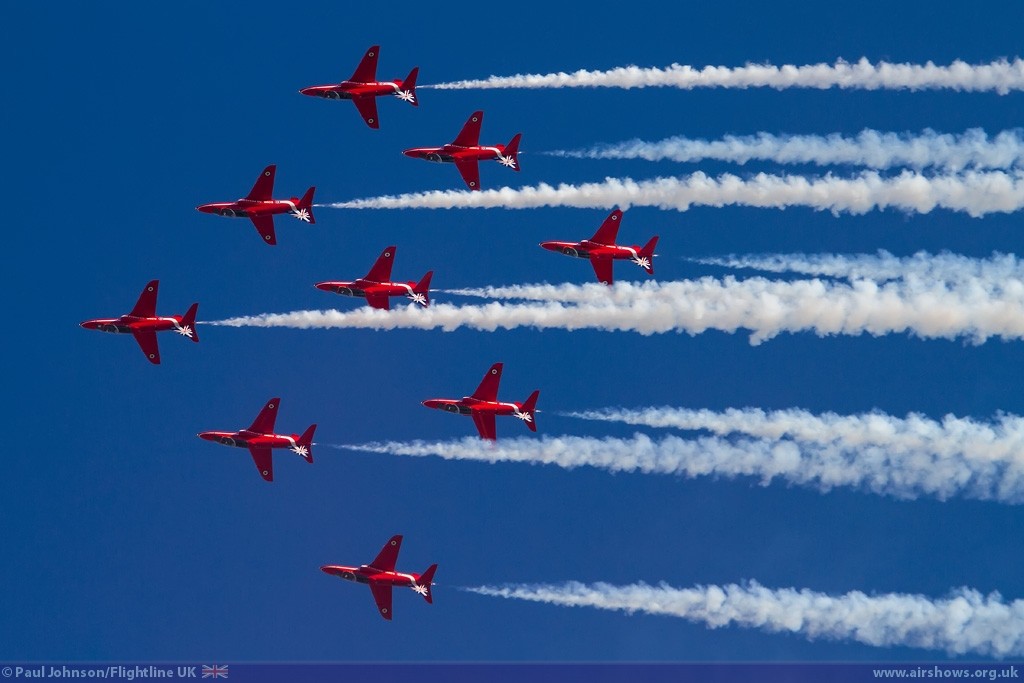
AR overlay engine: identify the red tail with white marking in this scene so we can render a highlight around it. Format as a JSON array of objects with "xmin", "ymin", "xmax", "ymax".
[
  {"xmin": 297, "ymin": 187, "xmax": 316, "ymax": 224},
  {"xmin": 638, "ymin": 236, "xmax": 658, "ymax": 275},
  {"xmin": 502, "ymin": 133, "xmax": 522, "ymax": 172},
  {"xmin": 416, "ymin": 564, "xmax": 438, "ymax": 604},
  {"xmin": 413, "ymin": 271, "xmax": 433, "ymax": 307},
  {"xmin": 296, "ymin": 424, "xmax": 316, "ymax": 463},
  {"xmin": 400, "ymin": 67, "xmax": 419, "ymax": 106},
  {"xmin": 180, "ymin": 303, "xmax": 200, "ymax": 343},
  {"xmin": 520, "ymin": 390, "xmax": 540, "ymax": 432}
]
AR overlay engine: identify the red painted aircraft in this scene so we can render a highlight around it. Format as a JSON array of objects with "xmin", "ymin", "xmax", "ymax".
[
  {"xmin": 299, "ymin": 45, "xmax": 418, "ymax": 129},
  {"xmin": 198, "ymin": 398, "xmax": 315, "ymax": 482},
  {"xmin": 540, "ymin": 209, "xmax": 658, "ymax": 285},
  {"xmin": 80, "ymin": 280, "xmax": 198, "ymax": 365},
  {"xmin": 321, "ymin": 535, "xmax": 437, "ymax": 621},
  {"xmin": 422, "ymin": 362, "xmax": 539, "ymax": 440},
  {"xmin": 403, "ymin": 110, "xmax": 521, "ymax": 190},
  {"xmin": 196, "ymin": 165, "xmax": 315, "ymax": 245},
  {"xmin": 314, "ymin": 245, "xmax": 432, "ymax": 310}
]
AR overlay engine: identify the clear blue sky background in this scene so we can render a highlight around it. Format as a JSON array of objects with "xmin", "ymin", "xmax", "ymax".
[{"xmin": 3, "ymin": 0, "xmax": 1024, "ymax": 663}]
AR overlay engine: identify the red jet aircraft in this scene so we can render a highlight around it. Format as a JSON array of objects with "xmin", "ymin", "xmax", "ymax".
[
  {"xmin": 80, "ymin": 280, "xmax": 198, "ymax": 365},
  {"xmin": 403, "ymin": 110, "xmax": 521, "ymax": 190},
  {"xmin": 422, "ymin": 362, "xmax": 539, "ymax": 440},
  {"xmin": 300, "ymin": 45, "xmax": 418, "ymax": 129},
  {"xmin": 321, "ymin": 535, "xmax": 437, "ymax": 621},
  {"xmin": 540, "ymin": 209, "xmax": 658, "ymax": 285},
  {"xmin": 314, "ymin": 245, "xmax": 432, "ymax": 310},
  {"xmin": 198, "ymin": 398, "xmax": 315, "ymax": 482},
  {"xmin": 196, "ymin": 165, "xmax": 315, "ymax": 245}
]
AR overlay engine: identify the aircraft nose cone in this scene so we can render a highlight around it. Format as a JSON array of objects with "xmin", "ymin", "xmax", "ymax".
[
  {"xmin": 402, "ymin": 149, "xmax": 417, "ymax": 158},
  {"xmin": 314, "ymin": 282, "xmax": 331, "ymax": 292}
]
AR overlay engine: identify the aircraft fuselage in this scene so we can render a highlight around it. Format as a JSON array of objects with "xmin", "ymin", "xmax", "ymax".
[
  {"xmin": 314, "ymin": 278, "xmax": 419, "ymax": 301},
  {"xmin": 196, "ymin": 198, "xmax": 301, "ymax": 220},
  {"xmin": 80, "ymin": 314, "xmax": 186, "ymax": 335},
  {"xmin": 540, "ymin": 239, "xmax": 643, "ymax": 261},
  {"xmin": 300, "ymin": 79, "xmax": 409, "ymax": 100},
  {"xmin": 197, "ymin": 430, "xmax": 302, "ymax": 451},
  {"xmin": 402, "ymin": 144, "xmax": 510, "ymax": 165},
  {"xmin": 320, "ymin": 564, "xmax": 424, "ymax": 589},
  {"xmin": 421, "ymin": 396, "xmax": 527, "ymax": 418}
]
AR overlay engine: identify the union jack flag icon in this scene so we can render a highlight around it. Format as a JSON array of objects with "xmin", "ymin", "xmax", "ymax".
[{"xmin": 202, "ymin": 664, "xmax": 229, "ymax": 679}]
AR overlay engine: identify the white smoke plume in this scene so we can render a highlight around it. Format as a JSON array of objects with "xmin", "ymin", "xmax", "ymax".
[
  {"xmin": 427, "ymin": 57, "xmax": 1024, "ymax": 94},
  {"xmin": 211, "ymin": 274, "xmax": 1024, "ymax": 345},
  {"xmin": 565, "ymin": 407, "xmax": 1024, "ymax": 484},
  {"xmin": 694, "ymin": 251, "xmax": 1024, "ymax": 285},
  {"xmin": 329, "ymin": 170, "xmax": 1024, "ymax": 218},
  {"xmin": 465, "ymin": 581, "xmax": 1024, "ymax": 657},
  {"xmin": 340, "ymin": 431, "xmax": 1024, "ymax": 503},
  {"xmin": 549, "ymin": 128, "xmax": 1024, "ymax": 172}
]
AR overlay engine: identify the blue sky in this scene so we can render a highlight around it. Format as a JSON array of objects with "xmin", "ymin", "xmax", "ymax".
[{"xmin": 3, "ymin": 0, "xmax": 1024, "ymax": 662}]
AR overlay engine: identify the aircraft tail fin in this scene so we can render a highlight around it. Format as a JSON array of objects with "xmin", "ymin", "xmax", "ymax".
[
  {"xmin": 180, "ymin": 303, "xmax": 200, "ymax": 343},
  {"xmin": 416, "ymin": 564, "xmax": 438, "ymax": 604},
  {"xmin": 502, "ymin": 133, "xmax": 522, "ymax": 172},
  {"xmin": 297, "ymin": 187, "xmax": 316, "ymax": 224},
  {"xmin": 520, "ymin": 390, "xmax": 540, "ymax": 433},
  {"xmin": 296, "ymin": 424, "xmax": 316, "ymax": 463},
  {"xmin": 638, "ymin": 236, "xmax": 658, "ymax": 275},
  {"xmin": 400, "ymin": 67, "xmax": 419, "ymax": 106},
  {"xmin": 412, "ymin": 271, "xmax": 433, "ymax": 307}
]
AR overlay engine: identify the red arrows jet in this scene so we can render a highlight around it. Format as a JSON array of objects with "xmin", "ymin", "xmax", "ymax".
[
  {"xmin": 196, "ymin": 165, "xmax": 315, "ymax": 245},
  {"xmin": 314, "ymin": 245, "xmax": 432, "ymax": 310},
  {"xmin": 321, "ymin": 535, "xmax": 437, "ymax": 621},
  {"xmin": 540, "ymin": 209, "xmax": 658, "ymax": 285},
  {"xmin": 403, "ymin": 110, "xmax": 521, "ymax": 190},
  {"xmin": 422, "ymin": 362, "xmax": 539, "ymax": 440},
  {"xmin": 300, "ymin": 45, "xmax": 418, "ymax": 129},
  {"xmin": 80, "ymin": 280, "xmax": 198, "ymax": 365},
  {"xmin": 198, "ymin": 398, "xmax": 315, "ymax": 482}
]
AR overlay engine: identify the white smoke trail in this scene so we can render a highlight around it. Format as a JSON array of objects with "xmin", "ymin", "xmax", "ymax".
[
  {"xmin": 549, "ymin": 129, "xmax": 1024, "ymax": 172},
  {"xmin": 565, "ymin": 407, "xmax": 1024, "ymax": 476},
  {"xmin": 340, "ymin": 431, "xmax": 1024, "ymax": 503},
  {"xmin": 330, "ymin": 170, "xmax": 1024, "ymax": 217},
  {"xmin": 210, "ymin": 275, "xmax": 1024, "ymax": 344},
  {"xmin": 694, "ymin": 251, "xmax": 1024, "ymax": 285},
  {"xmin": 428, "ymin": 57, "xmax": 1024, "ymax": 94},
  {"xmin": 465, "ymin": 581, "xmax": 1024, "ymax": 657}
]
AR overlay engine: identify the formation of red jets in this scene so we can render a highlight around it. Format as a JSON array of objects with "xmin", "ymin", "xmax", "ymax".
[{"xmin": 80, "ymin": 45, "xmax": 663, "ymax": 620}]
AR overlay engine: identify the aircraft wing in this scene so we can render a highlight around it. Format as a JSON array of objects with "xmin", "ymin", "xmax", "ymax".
[
  {"xmin": 129, "ymin": 280, "xmax": 159, "ymax": 318},
  {"xmin": 471, "ymin": 363, "xmax": 503, "ymax": 401},
  {"xmin": 369, "ymin": 582, "xmax": 394, "ymax": 620},
  {"xmin": 364, "ymin": 246, "xmax": 396, "ymax": 282},
  {"xmin": 366, "ymin": 293, "xmax": 391, "ymax": 310},
  {"xmin": 246, "ymin": 165, "xmax": 276, "ymax": 201},
  {"xmin": 249, "ymin": 214, "xmax": 278, "ymax": 245},
  {"xmin": 131, "ymin": 329, "xmax": 161, "ymax": 364},
  {"xmin": 352, "ymin": 96, "xmax": 380, "ymax": 129},
  {"xmin": 472, "ymin": 412, "xmax": 497, "ymax": 440},
  {"xmin": 589, "ymin": 209, "xmax": 624, "ymax": 245},
  {"xmin": 248, "ymin": 446, "xmax": 274, "ymax": 482},
  {"xmin": 370, "ymin": 535, "xmax": 403, "ymax": 572},
  {"xmin": 452, "ymin": 111, "xmax": 482, "ymax": 147},
  {"xmin": 589, "ymin": 256, "xmax": 614, "ymax": 285},
  {"xmin": 248, "ymin": 398, "xmax": 280, "ymax": 434},
  {"xmin": 349, "ymin": 45, "xmax": 380, "ymax": 83},
  {"xmin": 454, "ymin": 159, "xmax": 481, "ymax": 191}
]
